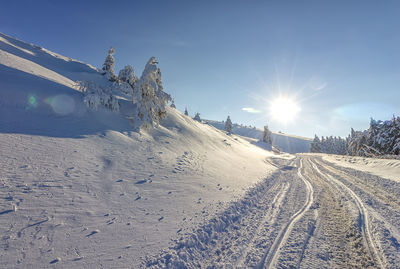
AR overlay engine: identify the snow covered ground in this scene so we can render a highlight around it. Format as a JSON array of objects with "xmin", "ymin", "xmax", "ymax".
[
  {"xmin": 0, "ymin": 32, "xmax": 281, "ymax": 268},
  {"xmin": 148, "ymin": 155, "xmax": 400, "ymax": 268},
  {"xmin": 1, "ymin": 32, "xmax": 400, "ymax": 268},
  {"xmin": 0, "ymin": 112, "xmax": 281, "ymax": 268},
  {"xmin": 322, "ymin": 154, "xmax": 400, "ymax": 183}
]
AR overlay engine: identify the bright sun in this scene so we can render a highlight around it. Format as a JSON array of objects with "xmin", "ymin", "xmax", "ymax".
[{"xmin": 270, "ymin": 97, "xmax": 301, "ymax": 123}]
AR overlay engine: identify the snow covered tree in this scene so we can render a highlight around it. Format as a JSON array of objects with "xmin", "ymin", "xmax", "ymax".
[
  {"xmin": 263, "ymin": 125, "xmax": 272, "ymax": 144},
  {"xmin": 194, "ymin": 112, "xmax": 201, "ymax": 122},
  {"xmin": 133, "ymin": 57, "xmax": 171, "ymax": 128},
  {"xmin": 170, "ymin": 99, "xmax": 176, "ymax": 108},
  {"xmin": 392, "ymin": 116, "xmax": 400, "ymax": 154},
  {"xmin": 184, "ymin": 107, "xmax": 188, "ymax": 116},
  {"xmin": 78, "ymin": 81, "xmax": 120, "ymax": 112},
  {"xmin": 311, "ymin": 134, "xmax": 347, "ymax": 155},
  {"xmin": 224, "ymin": 116, "xmax": 233, "ymax": 134},
  {"xmin": 118, "ymin": 65, "xmax": 138, "ymax": 86},
  {"xmin": 102, "ymin": 47, "xmax": 116, "ymax": 80},
  {"xmin": 115, "ymin": 65, "xmax": 138, "ymax": 96},
  {"xmin": 310, "ymin": 135, "xmax": 321, "ymax": 153},
  {"xmin": 345, "ymin": 116, "xmax": 400, "ymax": 156}
]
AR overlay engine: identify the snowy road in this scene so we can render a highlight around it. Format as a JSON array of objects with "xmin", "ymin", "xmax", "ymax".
[{"xmin": 149, "ymin": 155, "xmax": 400, "ymax": 268}]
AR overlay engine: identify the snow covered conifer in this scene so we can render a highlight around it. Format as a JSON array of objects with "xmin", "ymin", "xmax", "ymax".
[
  {"xmin": 194, "ymin": 112, "xmax": 201, "ymax": 122},
  {"xmin": 310, "ymin": 135, "xmax": 321, "ymax": 153},
  {"xmin": 118, "ymin": 65, "xmax": 138, "ymax": 86},
  {"xmin": 133, "ymin": 57, "xmax": 171, "ymax": 127},
  {"xmin": 79, "ymin": 81, "xmax": 120, "ymax": 112},
  {"xmin": 263, "ymin": 125, "xmax": 272, "ymax": 144},
  {"xmin": 170, "ymin": 99, "xmax": 176, "ymax": 108},
  {"xmin": 224, "ymin": 116, "xmax": 233, "ymax": 134},
  {"xmin": 102, "ymin": 47, "xmax": 115, "ymax": 80},
  {"xmin": 116, "ymin": 65, "xmax": 138, "ymax": 96},
  {"xmin": 184, "ymin": 107, "xmax": 188, "ymax": 116}
]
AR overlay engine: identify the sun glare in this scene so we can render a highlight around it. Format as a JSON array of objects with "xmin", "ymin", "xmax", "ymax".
[{"xmin": 270, "ymin": 97, "xmax": 301, "ymax": 123}]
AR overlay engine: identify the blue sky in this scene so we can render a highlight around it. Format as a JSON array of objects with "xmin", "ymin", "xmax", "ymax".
[{"xmin": 1, "ymin": 0, "xmax": 399, "ymax": 138}]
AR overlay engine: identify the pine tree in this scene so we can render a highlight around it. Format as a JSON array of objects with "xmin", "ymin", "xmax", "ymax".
[
  {"xmin": 310, "ymin": 135, "xmax": 321, "ymax": 153},
  {"xmin": 263, "ymin": 125, "xmax": 272, "ymax": 144},
  {"xmin": 118, "ymin": 65, "xmax": 138, "ymax": 86},
  {"xmin": 134, "ymin": 57, "xmax": 171, "ymax": 127},
  {"xmin": 194, "ymin": 112, "xmax": 201, "ymax": 122},
  {"xmin": 102, "ymin": 47, "xmax": 115, "ymax": 80},
  {"xmin": 170, "ymin": 99, "xmax": 176, "ymax": 108},
  {"xmin": 117, "ymin": 65, "xmax": 138, "ymax": 96},
  {"xmin": 224, "ymin": 116, "xmax": 233, "ymax": 134},
  {"xmin": 184, "ymin": 107, "xmax": 188, "ymax": 116}
]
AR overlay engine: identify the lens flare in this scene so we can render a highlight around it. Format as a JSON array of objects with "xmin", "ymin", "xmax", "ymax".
[
  {"xmin": 44, "ymin": 95, "xmax": 75, "ymax": 115},
  {"xmin": 28, "ymin": 95, "xmax": 37, "ymax": 107}
]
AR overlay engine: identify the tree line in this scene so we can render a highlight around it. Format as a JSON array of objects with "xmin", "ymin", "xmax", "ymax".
[{"xmin": 310, "ymin": 116, "xmax": 400, "ymax": 157}]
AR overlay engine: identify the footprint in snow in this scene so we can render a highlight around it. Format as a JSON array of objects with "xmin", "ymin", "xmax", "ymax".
[
  {"xmin": 50, "ymin": 257, "xmax": 61, "ymax": 264},
  {"xmin": 86, "ymin": 230, "xmax": 100, "ymax": 237}
]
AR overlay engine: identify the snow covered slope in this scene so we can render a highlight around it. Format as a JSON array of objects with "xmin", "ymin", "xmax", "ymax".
[
  {"xmin": 4, "ymin": 32, "xmax": 399, "ymax": 269},
  {"xmin": 322, "ymin": 154, "xmax": 400, "ymax": 182},
  {"xmin": 0, "ymin": 33, "xmax": 280, "ymax": 268},
  {"xmin": 206, "ymin": 120, "xmax": 312, "ymax": 153}
]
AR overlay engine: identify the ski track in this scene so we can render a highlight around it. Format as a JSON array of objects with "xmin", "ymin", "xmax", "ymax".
[
  {"xmin": 261, "ymin": 158, "xmax": 314, "ymax": 269},
  {"xmin": 309, "ymin": 158, "xmax": 385, "ymax": 269},
  {"xmin": 235, "ymin": 182, "xmax": 290, "ymax": 267},
  {"xmin": 145, "ymin": 159, "xmax": 307, "ymax": 268},
  {"xmin": 148, "ymin": 156, "xmax": 400, "ymax": 268},
  {"xmin": 313, "ymin": 157, "xmax": 400, "ymax": 268}
]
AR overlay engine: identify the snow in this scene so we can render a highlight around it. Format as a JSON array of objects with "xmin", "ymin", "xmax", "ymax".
[
  {"xmin": 0, "ymin": 32, "xmax": 279, "ymax": 267},
  {"xmin": 1, "ymin": 32, "xmax": 400, "ymax": 268},
  {"xmin": 0, "ymin": 49, "xmax": 75, "ymax": 88},
  {"xmin": 322, "ymin": 154, "xmax": 400, "ymax": 183}
]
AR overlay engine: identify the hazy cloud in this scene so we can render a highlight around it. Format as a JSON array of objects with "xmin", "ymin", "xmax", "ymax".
[{"xmin": 242, "ymin": 107, "xmax": 262, "ymax": 113}]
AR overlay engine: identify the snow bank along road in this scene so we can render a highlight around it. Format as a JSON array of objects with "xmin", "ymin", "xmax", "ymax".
[{"xmin": 149, "ymin": 155, "xmax": 400, "ymax": 268}]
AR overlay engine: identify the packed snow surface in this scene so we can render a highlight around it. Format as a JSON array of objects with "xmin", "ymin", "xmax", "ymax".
[{"xmin": 1, "ymin": 33, "xmax": 400, "ymax": 268}]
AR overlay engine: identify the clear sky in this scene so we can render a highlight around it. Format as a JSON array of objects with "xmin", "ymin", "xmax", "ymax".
[{"xmin": 1, "ymin": 0, "xmax": 399, "ymax": 138}]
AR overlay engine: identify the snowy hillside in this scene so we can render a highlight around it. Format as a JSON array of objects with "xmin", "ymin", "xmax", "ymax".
[
  {"xmin": 0, "ymin": 33, "xmax": 281, "ymax": 267},
  {"xmin": 206, "ymin": 120, "xmax": 312, "ymax": 153},
  {"xmin": 2, "ymin": 32, "xmax": 400, "ymax": 269}
]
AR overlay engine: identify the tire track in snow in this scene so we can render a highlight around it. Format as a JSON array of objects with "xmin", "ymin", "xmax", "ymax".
[
  {"xmin": 317, "ymin": 158, "xmax": 400, "ymax": 211},
  {"xmin": 316, "ymin": 158, "xmax": 400, "ymax": 267},
  {"xmin": 235, "ymin": 182, "xmax": 290, "ymax": 267},
  {"xmin": 310, "ymin": 159, "xmax": 385, "ymax": 269},
  {"xmin": 261, "ymin": 159, "xmax": 314, "ymax": 269}
]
